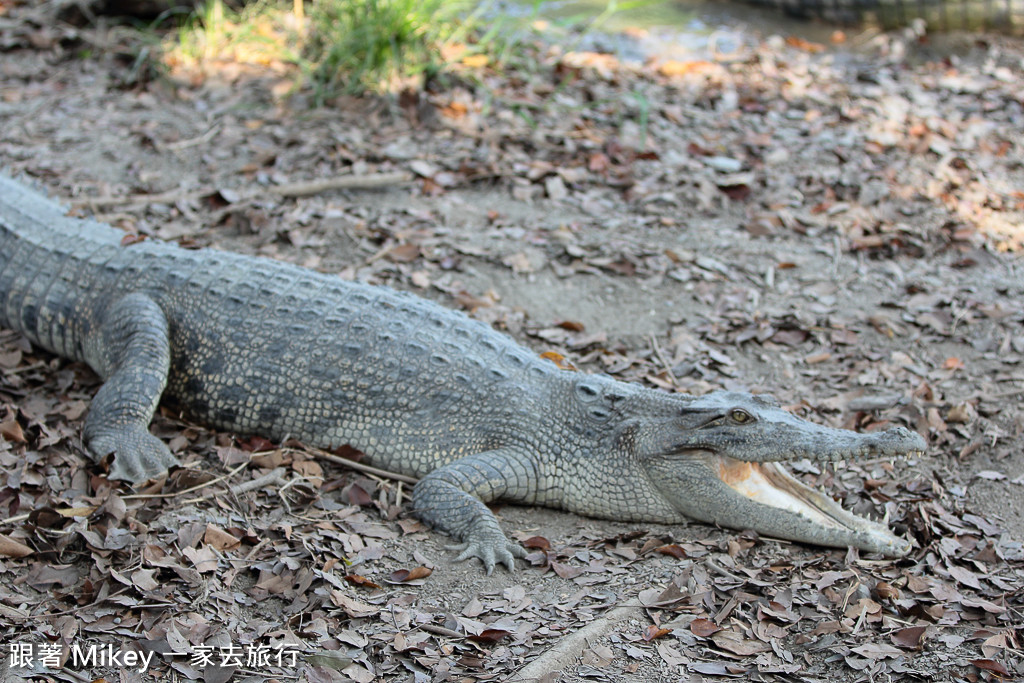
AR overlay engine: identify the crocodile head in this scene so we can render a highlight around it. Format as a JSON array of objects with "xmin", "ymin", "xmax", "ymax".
[{"xmin": 629, "ymin": 390, "xmax": 926, "ymax": 556}]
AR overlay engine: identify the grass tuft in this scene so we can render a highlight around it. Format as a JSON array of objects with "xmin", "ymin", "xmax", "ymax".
[
  {"xmin": 164, "ymin": 0, "xmax": 524, "ymax": 98},
  {"xmin": 305, "ymin": 0, "xmax": 476, "ymax": 95}
]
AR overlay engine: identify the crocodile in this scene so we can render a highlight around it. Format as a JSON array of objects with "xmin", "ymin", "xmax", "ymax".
[
  {"xmin": 741, "ymin": 0, "xmax": 1023, "ymax": 34},
  {"xmin": 0, "ymin": 173, "xmax": 926, "ymax": 572}
]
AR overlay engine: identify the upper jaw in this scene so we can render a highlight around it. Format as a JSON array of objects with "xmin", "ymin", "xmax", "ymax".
[
  {"xmin": 669, "ymin": 423, "xmax": 927, "ymax": 464},
  {"xmin": 698, "ymin": 424, "xmax": 928, "ymax": 464},
  {"xmin": 786, "ymin": 425, "xmax": 927, "ymax": 463}
]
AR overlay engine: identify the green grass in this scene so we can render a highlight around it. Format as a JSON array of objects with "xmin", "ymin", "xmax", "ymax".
[
  {"xmin": 305, "ymin": 0, "xmax": 479, "ymax": 95},
  {"xmin": 163, "ymin": 0, "xmax": 647, "ymax": 99},
  {"xmin": 165, "ymin": 0, "xmax": 518, "ymax": 98},
  {"xmin": 170, "ymin": 0, "xmax": 301, "ymax": 70}
]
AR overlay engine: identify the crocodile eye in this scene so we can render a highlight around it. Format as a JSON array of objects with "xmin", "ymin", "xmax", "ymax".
[{"xmin": 730, "ymin": 409, "xmax": 752, "ymax": 424}]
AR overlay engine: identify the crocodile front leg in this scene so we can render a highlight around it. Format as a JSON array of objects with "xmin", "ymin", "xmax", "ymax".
[
  {"xmin": 82, "ymin": 293, "xmax": 178, "ymax": 483},
  {"xmin": 412, "ymin": 448, "xmax": 539, "ymax": 573}
]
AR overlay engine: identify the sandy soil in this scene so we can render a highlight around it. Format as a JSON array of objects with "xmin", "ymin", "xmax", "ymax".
[{"xmin": 0, "ymin": 6, "xmax": 1022, "ymax": 682}]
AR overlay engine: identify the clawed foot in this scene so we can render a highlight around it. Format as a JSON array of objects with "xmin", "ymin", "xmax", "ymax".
[
  {"xmin": 447, "ymin": 528, "xmax": 527, "ymax": 574},
  {"xmin": 88, "ymin": 427, "xmax": 178, "ymax": 484}
]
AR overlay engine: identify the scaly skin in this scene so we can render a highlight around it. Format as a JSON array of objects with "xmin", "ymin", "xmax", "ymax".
[{"xmin": 0, "ymin": 174, "xmax": 926, "ymax": 572}]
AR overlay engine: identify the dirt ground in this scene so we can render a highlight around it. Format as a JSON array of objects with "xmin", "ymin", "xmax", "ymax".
[{"xmin": 0, "ymin": 4, "xmax": 1022, "ymax": 682}]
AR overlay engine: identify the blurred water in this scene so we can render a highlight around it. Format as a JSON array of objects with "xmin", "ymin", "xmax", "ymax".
[{"xmin": 499, "ymin": 0, "xmax": 841, "ymax": 62}]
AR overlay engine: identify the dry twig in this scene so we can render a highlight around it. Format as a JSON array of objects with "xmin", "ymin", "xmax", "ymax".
[{"xmin": 72, "ymin": 172, "xmax": 414, "ymax": 209}]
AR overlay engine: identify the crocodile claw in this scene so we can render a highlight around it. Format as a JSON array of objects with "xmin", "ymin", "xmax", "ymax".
[
  {"xmin": 447, "ymin": 534, "xmax": 527, "ymax": 574},
  {"xmin": 89, "ymin": 427, "xmax": 178, "ymax": 484}
]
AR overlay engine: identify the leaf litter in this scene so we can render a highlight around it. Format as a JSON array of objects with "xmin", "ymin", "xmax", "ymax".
[{"xmin": 0, "ymin": 3, "xmax": 1022, "ymax": 681}]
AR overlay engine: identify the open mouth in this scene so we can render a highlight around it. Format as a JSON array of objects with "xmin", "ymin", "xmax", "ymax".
[
  {"xmin": 712, "ymin": 453, "xmax": 910, "ymax": 554},
  {"xmin": 716, "ymin": 456, "xmax": 844, "ymax": 528}
]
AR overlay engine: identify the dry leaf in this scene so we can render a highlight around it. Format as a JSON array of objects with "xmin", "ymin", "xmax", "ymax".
[
  {"xmin": 0, "ymin": 417, "xmax": 26, "ymax": 443},
  {"xmin": 203, "ymin": 524, "xmax": 241, "ymax": 552},
  {"xmin": 891, "ymin": 626, "xmax": 927, "ymax": 650},
  {"xmin": 656, "ymin": 544, "xmax": 687, "ymax": 559},
  {"xmin": 386, "ymin": 243, "xmax": 421, "ymax": 263},
  {"xmin": 388, "ymin": 566, "xmax": 432, "ymax": 583},
  {"xmin": 343, "ymin": 574, "xmax": 382, "ymax": 590},
  {"xmin": 712, "ymin": 629, "xmax": 769, "ymax": 656},
  {"xmin": 642, "ymin": 625, "xmax": 672, "ymax": 641},
  {"xmin": 0, "ymin": 533, "xmax": 33, "ymax": 558},
  {"xmin": 468, "ymin": 629, "xmax": 511, "ymax": 644},
  {"xmin": 522, "ymin": 536, "xmax": 551, "ymax": 550},
  {"xmin": 690, "ymin": 618, "xmax": 720, "ymax": 638},
  {"xmin": 970, "ymin": 659, "xmax": 1010, "ymax": 676}
]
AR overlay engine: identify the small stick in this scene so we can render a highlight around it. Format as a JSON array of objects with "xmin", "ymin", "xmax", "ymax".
[
  {"xmin": 122, "ymin": 462, "xmax": 249, "ymax": 500},
  {"xmin": 305, "ymin": 447, "xmax": 418, "ymax": 485},
  {"xmin": 419, "ymin": 623, "xmax": 465, "ymax": 639},
  {"xmin": 227, "ymin": 467, "xmax": 287, "ymax": 496},
  {"xmin": 273, "ymin": 172, "xmax": 413, "ymax": 197},
  {"xmin": 0, "ymin": 512, "xmax": 29, "ymax": 526},
  {"xmin": 509, "ymin": 601, "xmax": 644, "ymax": 682},
  {"xmin": 1, "ymin": 444, "xmax": 413, "ymax": 525},
  {"xmin": 1, "ymin": 361, "xmax": 47, "ymax": 375},
  {"xmin": 648, "ymin": 333, "xmax": 679, "ymax": 386},
  {"xmin": 163, "ymin": 123, "xmax": 222, "ymax": 151},
  {"xmin": 73, "ymin": 172, "xmax": 414, "ymax": 209},
  {"xmin": 180, "ymin": 466, "xmax": 289, "ymax": 504}
]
